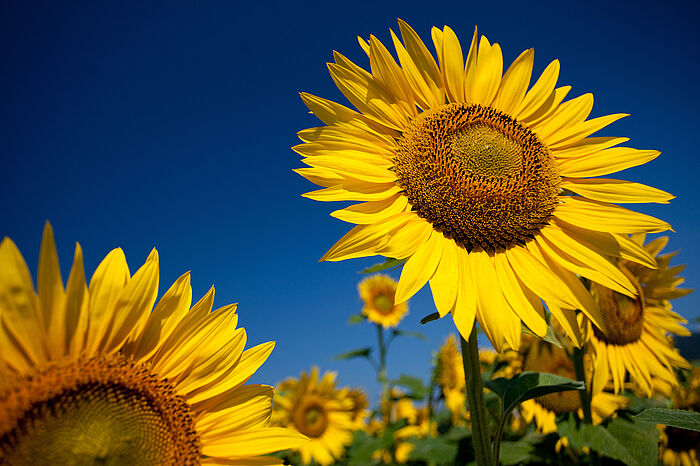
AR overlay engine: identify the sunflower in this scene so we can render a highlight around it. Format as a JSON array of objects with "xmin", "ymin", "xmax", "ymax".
[
  {"xmin": 295, "ymin": 20, "xmax": 673, "ymax": 352},
  {"xmin": 345, "ymin": 387, "xmax": 371, "ymax": 430},
  {"xmin": 659, "ymin": 367, "xmax": 700, "ymax": 466},
  {"xmin": 518, "ymin": 339, "xmax": 628, "ymax": 434},
  {"xmin": 436, "ymin": 334, "xmax": 465, "ymax": 421},
  {"xmin": 588, "ymin": 235, "xmax": 691, "ymax": 396},
  {"xmin": 0, "ymin": 223, "xmax": 307, "ymax": 465},
  {"xmin": 272, "ymin": 367, "xmax": 354, "ymax": 465},
  {"xmin": 358, "ymin": 274, "xmax": 408, "ymax": 327}
]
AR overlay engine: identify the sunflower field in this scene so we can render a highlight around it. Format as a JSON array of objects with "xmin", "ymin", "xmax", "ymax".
[{"xmin": 2, "ymin": 12, "xmax": 700, "ymax": 466}]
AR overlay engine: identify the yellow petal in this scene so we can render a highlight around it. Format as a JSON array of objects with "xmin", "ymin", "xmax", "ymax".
[
  {"xmin": 494, "ymin": 48, "xmax": 534, "ymax": 114},
  {"xmin": 552, "ymin": 136, "xmax": 629, "ymax": 159},
  {"xmin": 555, "ymin": 197, "xmax": 672, "ymax": 234},
  {"xmin": 429, "ymin": 238, "xmax": 460, "ymax": 317},
  {"xmin": 301, "ymin": 156, "xmax": 397, "ymax": 183},
  {"xmin": 561, "ymin": 178, "xmax": 674, "ymax": 204},
  {"xmin": 38, "ymin": 222, "xmax": 65, "ymax": 350},
  {"xmin": 513, "ymin": 59, "xmax": 560, "ymax": 120},
  {"xmin": 201, "ymin": 427, "xmax": 309, "ymax": 459},
  {"xmin": 471, "ymin": 36, "xmax": 502, "ymax": 106},
  {"xmin": 451, "ymin": 249, "xmax": 477, "ymax": 340},
  {"xmin": 397, "ymin": 19, "xmax": 444, "ymax": 104},
  {"xmin": 439, "ymin": 25, "xmax": 465, "ymax": 102},
  {"xmin": 534, "ymin": 93, "xmax": 594, "ymax": 142},
  {"xmin": 377, "ymin": 215, "xmax": 433, "ymax": 260},
  {"xmin": 390, "ymin": 29, "xmax": 439, "ymax": 109},
  {"xmin": 547, "ymin": 113, "xmax": 628, "ymax": 149},
  {"xmin": 331, "ymin": 194, "xmax": 409, "ymax": 225},
  {"xmin": 0, "ymin": 237, "xmax": 45, "ymax": 365},
  {"xmin": 557, "ymin": 147, "xmax": 660, "ymax": 178},
  {"xmin": 64, "ymin": 243, "xmax": 89, "ymax": 357},
  {"xmin": 395, "ymin": 231, "xmax": 442, "ymax": 304},
  {"xmin": 303, "ymin": 183, "xmax": 402, "ymax": 202}
]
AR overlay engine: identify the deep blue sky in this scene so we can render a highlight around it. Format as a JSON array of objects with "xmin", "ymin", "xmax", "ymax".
[{"xmin": 2, "ymin": 1, "xmax": 699, "ymax": 402}]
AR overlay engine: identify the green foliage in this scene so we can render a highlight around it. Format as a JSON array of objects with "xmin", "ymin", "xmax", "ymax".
[
  {"xmin": 348, "ymin": 314, "xmax": 364, "ymax": 325},
  {"xmin": 407, "ymin": 436, "xmax": 459, "ymax": 464},
  {"xmin": 391, "ymin": 329, "xmax": 427, "ymax": 341},
  {"xmin": 333, "ymin": 347, "xmax": 372, "ymax": 361},
  {"xmin": 634, "ymin": 408, "xmax": 700, "ymax": 432},
  {"xmin": 419, "ymin": 312, "xmax": 440, "ymax": 325},
  {"xmin": 392, "ymin": 374, "xmax": 429, "ymax": 399},
  {"xmin": 345, "ymin": 421, "xmax": 408, "ymax": 465},
  {"xmin": 485, "ymin": 372, "xmax": 584, "ymax": 415},
  {"xmin": 521, "ymin": 325, "xmax": 562, "ymax": 348},
  {"xmin": 498, "ymin": 433, "xmax": 542, "ymax": 466},
  {"xmin": 558, "ymin": 416, "xmax": 659, "ymax": 466},
  {"xmin": 360, "ymin": 258, "xmax": 406, "ymax": 274}
]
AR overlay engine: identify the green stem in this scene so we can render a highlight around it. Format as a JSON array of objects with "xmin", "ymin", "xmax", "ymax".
[
  {"xmin": 573, "ymin": 346, "xmax": 601, "ymax": 466},
  {"xmin": 492, "ymin": 412, "xmax": 507, "ymax": 464},
  {"xmin": 460, "ymin": 327, "xmax": 495, "ymax": 466},
  {"xmin": 377, "ymin": 324, "xmax": 388, "ymax": 420}
]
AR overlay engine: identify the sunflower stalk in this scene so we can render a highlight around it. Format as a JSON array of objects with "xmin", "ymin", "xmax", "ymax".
[
  {"xmin": 460, "ymin": 328, "xmax": 496, "ymax": 466},
  {"xmin": 573, "ymin": 345, "xmax": 601, "ymax": 466},
  {"xmin": 377, "ymin": 323, "xmax": 389, "ymax": 419}
]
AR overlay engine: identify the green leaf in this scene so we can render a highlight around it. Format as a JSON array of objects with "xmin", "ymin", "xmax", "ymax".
[
  {"xmin": 443, "ymin": 426, "xmax": 471, "ymax": 442},
  {"xmin": 420, "ymin": 312, "xmax": 440, "ymax": 325},
  {"xmin": 558, "ymin": 416, "xmax": 658, "ymax": 466},
  {"xmin": 392, "ymin": 329, "xmax": 427, "ymax": 341},
  {"xmin": 347, "ymin": 314, "xmax": 364, "ymax": 325},
  {"xmin": 522, "ymin": 325, "xmax": 562, "ymax": 348},
  {"xmin": 407, "ymin": 436, "xmax": 458, "ymax": 464},
  {"xmin": 499, "ymin": 440, "xmax": 535, "ymax": 466},
  {"xmin": 633, "ymin": 408, "xmax": 700, "ymax": 432},
  {"xmin": 360, "ymin": 257, "xmax": 406, "ymax": 274},
  {"xmin": 332, "ymin": 347, "xmax": 372, "ymax": 361},
  {"xmin": 485, "ymin": 371, "xmax": 584, "ymax": 414},
  {"xmin": 392, "ymin": 374, "xmax": 429, "ymax": 399}
]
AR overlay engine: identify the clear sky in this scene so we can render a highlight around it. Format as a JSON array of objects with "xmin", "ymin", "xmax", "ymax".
[{"xmin": 2, "ymin": 0, "xmax": 699, "ymax": 403}]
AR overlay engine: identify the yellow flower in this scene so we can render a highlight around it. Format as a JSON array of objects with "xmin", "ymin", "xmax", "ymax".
[
  {"xmin": 358, "ymin": 274, "xmax": 408, "ymax": 327},
  {"xmin": 272, "ymin": 367, "xmax": 354, "ymax": 465},
  {"xmin": 518, "ymin": 339, "xmax": 628, "ymax": 434},
  {"xmin": 0, "ymin": 223, "xmax": 306, "ymax": 465},
  {"xmin": 589, "ymin": 235, "xmax": 691, "ymax": 396},
  {"xmin": 345, "ymin": 387, "xmax": 371, "ymax": 430},
  {"xmin": 659, "ymin": 367, "xmax": 700, "ymax": 466},
  {"xmin": 436, "ymin": 334, "xmax": 466, "ymax": 422},
  {"xmin": 295, "ymin": 20, "xmax": 672, "ymax": 352}
]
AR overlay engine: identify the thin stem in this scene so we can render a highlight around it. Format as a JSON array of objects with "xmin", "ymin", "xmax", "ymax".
[
  {"xmin": 377, "ymin": 324, "xmax": 389, "ymax": 420},
  {"xmin": 460, "ymin": 327, "xmax": 495, "ymax": 466},
  {"xmin": 573, "ymin": 346, "xmax": 601, "ymax": 466},
  {"xmin": 492, "ymin": 412, "xmax": 508, "ymax": 464}
]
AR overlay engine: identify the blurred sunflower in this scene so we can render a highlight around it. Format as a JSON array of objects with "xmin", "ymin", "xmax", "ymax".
[
  {"xmin": 588, "ymin": 235, "xmax": 691, "ymax": 395},
  {"xmin": 436, "ymin": 334, "xmax": 465, "ymax": 421},
  {"xmin": 358, "ymin": 274, "xmax": 408, "ymax": 327},
  {"xmin": 272, "ymin": 367, "xmax": 354, "ymax": 465},
  {"xmin": 0, "ymin": 224, "xmax": 307, "ymax": 465},
  {"xmin": 295, "ymin": 20, "xmax": 672, "ymax": 351},
  {"xmin": 345, "ymin": 387, "xmax": 371, "ymax": 430},
  {"xmin": 517, "ymin": 339, "xmax": 628, "ymax": 434},
  {"xmin": 393, "ymin": 402, "xmax": 434, "ymax": 464},
  {"xmin": 659, "ymin": 367, "xmax": 700, "ymax": 466}
]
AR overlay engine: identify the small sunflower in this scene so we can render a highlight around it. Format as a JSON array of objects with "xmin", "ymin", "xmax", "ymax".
[
  {"xmin": 516, "ymin": 339, "xmax": 628, "ymax": 434},
  {"xmin": 436, "ymin": 334, "xmax": 465, "ymax": 421},
  {"xmin": 589, "ymin": 235, "xmax": 691, "ymax": 395},
  {"xmin": 272, "ymin": 367, "xmax": 354, "ymax": 466},
  {"xmin": 659, "ymin": 367, "xmax": 700, "ymax": 466},
  {"xmin": 295, "ymin": 20, "xmax": 672, "ymax": 351},
  {"xmin": 358, "ymin": 274, "xmax": 408, "ymax": 327},
  {"xmin": 346, "ymin": 387, "xmax": 371, "ymax": 430},
  {"xmin": 0, "ymin": 223, "xmax": 307, "ymax": 464}
]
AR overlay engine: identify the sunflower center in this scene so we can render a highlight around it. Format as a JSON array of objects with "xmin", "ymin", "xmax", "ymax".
[
  {"xmin": 0, "ymin": 355, "xmax": 200, "ymax": 465},
  {"xmin": 666, "ymin": 426, "xmax": 700, "ymax": 454},
  {"xmin": 395, "ymin": 103, "xmax": 559, "ymax": 253},
  {"xmin": 524, "ymin": 344, "xmax": 581, "ymax": 414},
  {"xmin": 592, "ymin": 266, "xmax": 645, "ymax": 345},
  {"xmin": 373, "ymin": 293, "xmax": 394, "ymax": 314},
  {"xmin": 294, "ymin": 398, "xmax": 328, "ymax": 438}
]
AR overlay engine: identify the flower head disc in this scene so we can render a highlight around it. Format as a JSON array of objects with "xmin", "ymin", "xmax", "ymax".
[
  {"xmin": 397, "ymin": 103, "xmax": 559, "ymax": 253},
  {"xmin": 1, "ymin": 356, "xmax": 199, "ymax": 464},
  {"xmin": 295, "ymin": 20, "xmax": 674, "ymax": 351}
]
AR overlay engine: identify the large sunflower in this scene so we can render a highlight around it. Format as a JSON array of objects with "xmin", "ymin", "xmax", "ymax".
[
  {"xmin": 588, "ymin": 235, "xmax": 691, "ymax": 396},
  {"xmin": 295, "ymin": 20, "xmax": 672, "ymax": 351},
  {"xmin": 0, "ymin": 223, "xmax": 307, "ymax": 464},
  {"xmin": 272, "ymin": 367, "xmax": 354, "ymax": 466},
  {"xmin": 358, "ymin": 274, "xmax": 408, "ymax": 327}
]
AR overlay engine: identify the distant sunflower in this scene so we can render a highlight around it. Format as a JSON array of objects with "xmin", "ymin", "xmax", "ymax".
[
  {"xmin": 346, "ymin": 387, "xmax": 370, "ymax": 430},
  {"xmin": 516, "ymin": 339, "xmax": 628, "ymax": 434},
  {"xmin": 295, "ymin": 20, "xmax": 672, "ymax": 351},
  {"xmin": 436, "ymin": 334, "xmax": 465, "ymax": 421},
  {"xmin": 358, "ymin": 274, "xmax": 408, "ymax": 327},
  {"xmin": 273, "ymin": 367, "xmax": 354, "ymax": 466},
  {"xmin": 0, "ymin": 223, "xmax": 307, "ymax": 464},
  {"xmin": 589, "ymin": 235, "xmax": 691, "ymax": 395},
  {"xmin": 659, "ymin": 367, "xmax": 700, "ymax": 466}
]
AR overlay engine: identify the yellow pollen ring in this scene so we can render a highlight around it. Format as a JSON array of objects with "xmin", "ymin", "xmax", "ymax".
[
  {"xmin": 395, "ymin": 103, "xmax": 560, "ymax": 253},
  {"xmin": 0, "ymin": 355, "xmax": 200, "ymax": 465},
  {"xmin": 293, "ymin": 397, "xmax": 329, "ymax": 438}
]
